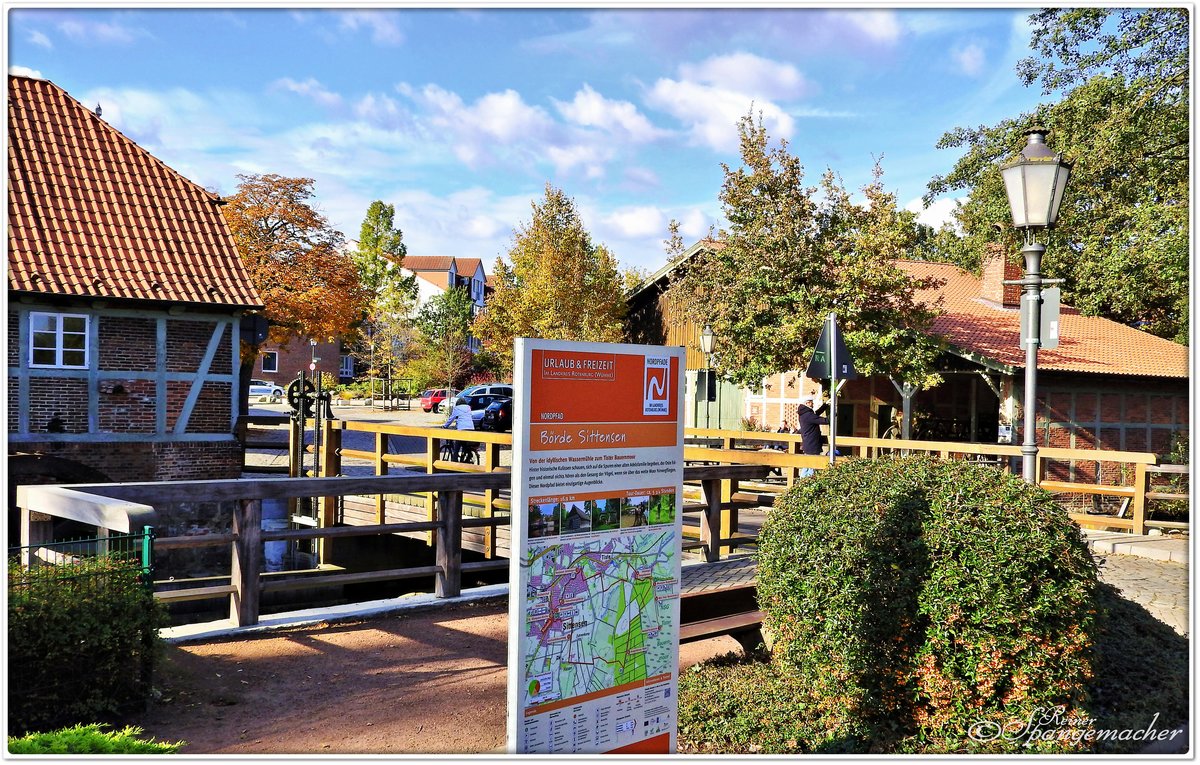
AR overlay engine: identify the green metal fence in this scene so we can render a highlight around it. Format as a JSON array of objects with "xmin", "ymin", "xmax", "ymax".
[{"xmin": 7, "ymin": 527, "xmax": 155, "ymax": 590}]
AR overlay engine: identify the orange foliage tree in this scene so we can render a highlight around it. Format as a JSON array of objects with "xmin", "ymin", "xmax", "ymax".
[{"xmin": 223, "ymin": 173, "xmax": 368, "ymax": 346}]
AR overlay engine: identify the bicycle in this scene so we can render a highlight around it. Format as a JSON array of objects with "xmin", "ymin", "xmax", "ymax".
[{"xmin": 439, "ymin": 438, "xmax": 479, "ymax": 464}]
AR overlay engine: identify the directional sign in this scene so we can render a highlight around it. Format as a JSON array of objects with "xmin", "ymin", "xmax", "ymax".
[
  {"xmin": 1020, "ymin": 286, "xmax": 1061, "ymax": 350},
  {"xmin": 805, "ymin": 316, "xmax": 858, "ymax": 380}
]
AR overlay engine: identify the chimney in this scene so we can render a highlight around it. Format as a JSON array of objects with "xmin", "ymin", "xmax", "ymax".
[{"xmin": 979, "ymin": 243, "xmax": 1022, "ymax": 307}]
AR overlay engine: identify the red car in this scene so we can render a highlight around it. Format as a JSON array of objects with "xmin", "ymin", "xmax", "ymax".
[{"xmin": 419, "ymin": 388, "xmax": 456, "ymax": 413}]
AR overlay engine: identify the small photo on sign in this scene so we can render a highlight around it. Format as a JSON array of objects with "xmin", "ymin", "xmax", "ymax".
[
  {"xmin": 557, "ymin": 500, "xmax": 591, "ymax": 535},
  {"xmin": 528, "ymin": 502, "xmax": 560, "ymax": 539},
  {"xmin": 647, "ymin": 492, "xmax": 676, "ymax": 526},
  {"xmin": 621, "ymin": 496, "xmax": 649, "ymax": 528},
  {"xmin": 590, "ymin": 498, "xmax": 621, "ymax": 532}
]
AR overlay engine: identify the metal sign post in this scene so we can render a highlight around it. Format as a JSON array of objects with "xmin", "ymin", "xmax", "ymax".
[{"xmin": 805, "ymin": 313, "xmax": 857, "ymax": 466}]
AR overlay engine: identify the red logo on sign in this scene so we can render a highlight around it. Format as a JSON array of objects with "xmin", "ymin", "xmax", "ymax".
[{"xmin": 643, "ymin": 358, "xmax": 669, "ymax": 415}]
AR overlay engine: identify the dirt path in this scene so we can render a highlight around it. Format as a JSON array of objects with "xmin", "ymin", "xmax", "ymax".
[{"xmin": 130, "ymin": 598, "xmax": 741, "ymax": 754}]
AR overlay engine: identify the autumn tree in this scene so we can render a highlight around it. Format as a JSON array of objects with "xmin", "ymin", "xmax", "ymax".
[
  {"xmin": 348, "ymin": 201, "xmax": 418, "ymax": 377},
  {"xmin": 408, "ymin": 287, "xmax": 474, "ymax": 391},
  {"xmin": 474, "ymin": 184, "xmax": 626, "ymax": 373},
  {"xmin": 669, "ymin": 112, "xmax": 944, "ymax": 391},
  {"xmin": 223, "ymin": 174, "xmax": 368, "ymax": 345},
  {"xmin": 926, "ymin": 8, "xmax": 1188, "ymax": 342}
]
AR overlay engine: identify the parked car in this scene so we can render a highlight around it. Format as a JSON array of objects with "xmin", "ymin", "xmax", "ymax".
[
  {"xmin": 479, "ymin": 396, "xmax": 513, "ymax": 432},
  {"xmin": 420, "ymin": 388, "xmax": 457, "ymax": 413},
  {"xmin": 248, "ymin": 379, "xmax": 284, "ymax": 402},
  {"xmin": 445, "ymin": 383, "xmax": 513, "ymax": 412}
]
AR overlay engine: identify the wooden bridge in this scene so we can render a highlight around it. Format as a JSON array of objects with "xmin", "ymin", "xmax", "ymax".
[{"xmin": 15, "ymin": 418, "xmax": 1186, "ymax": 634}]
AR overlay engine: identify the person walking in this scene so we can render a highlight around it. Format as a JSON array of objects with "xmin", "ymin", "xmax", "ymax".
[
  {"xmin": 442, "ymin": 400, "xmax": 476, "ymax": 461},
  {"xmin": 797, "ymin": 394, "xmax": 829, "ymax": 478}
]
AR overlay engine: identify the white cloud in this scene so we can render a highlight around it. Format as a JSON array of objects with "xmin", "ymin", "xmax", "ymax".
[
  {"xmin": 953, "ymin": 42, "xmax": 986, "ymax": 77},
  {"xmin": 272, "ymin": 77, "xmax": 342, "ymax": 108},
  {"xmin": 56, "ymin": 18, "xmax": 142, "ymax": 45},
  {"xmin": 677, "ymin": 209, "xmax": 714, "ymax": 240},
  {"xmin": 622, "ymin": 167, "xmax": 660, "ymax": 191},
  {"xmin": 553, "ymin": 84, "xmax": 665, "ymax": 143},
  {"xmin": 336, "ymin": 11, "xmax": 404, "ymax": 46},
  {"xmin": 353, "ymin": 92, "xmax": 412, "ymax": 131},
  {"xmin": 603, "ymin": 206, "xmax": 667, "ymax": 239},
  {"xmin": 9, "ymin": 65, "xmax": 44, "ymax": 79},
  {"xmin": 680, "ymin": 52, "xmax": 811, "ymax": 101},
  {"xmin": 646, "ymin": 77, "xmax": 794, "ymax": 152},
  {"xmin": 830, "ymin": 10, "xmax": 902, "ymax": 44},
  {"xmin": 28, "ymin": 30, "xmax": 52, "ymax": 49},
  {"xmin": 905, "ymin": 196, "xmax": 961, "ymax": 230},
  {"xmin": 407, "ymin": 84, "xmax": 555, "ymax": 168}
]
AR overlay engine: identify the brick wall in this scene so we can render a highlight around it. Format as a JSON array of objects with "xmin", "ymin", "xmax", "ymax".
[
  {"xmin": 11, "ymin": 307, "xmax": 243, "ymax": 484},
  {"xmin": 257, "ymin": 339, "xmax": 340, "ymax": 386},
  {"xmin": 13, "ymin": 439, "xmax": 243, "ymax": 483},
  {"xmin": 99, "ymin": 316, "xmax": 156, "ymax": 370},
  {"xmin": 1020, "ymin": 373, "xmax": 1188, "ymax": 482}
]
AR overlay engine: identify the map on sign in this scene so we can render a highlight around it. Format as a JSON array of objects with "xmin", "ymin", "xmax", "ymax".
[{"xmin": 521, "ymin": 531, "xmax": 678, "ymax": 708}]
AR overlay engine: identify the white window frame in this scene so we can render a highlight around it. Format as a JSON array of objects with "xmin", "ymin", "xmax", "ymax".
[
  {"xmin": 261, "ymin": 350, "xmax": 279, "ymax": 374},
  {"xmin": 28, "ymin": 312, "xmax": 90, "ymax": 369}
]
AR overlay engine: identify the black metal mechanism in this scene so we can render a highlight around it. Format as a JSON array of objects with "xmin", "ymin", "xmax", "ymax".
[{"xmin": 287, "ymin": 371, "xmax": 335, "ymax": 480}]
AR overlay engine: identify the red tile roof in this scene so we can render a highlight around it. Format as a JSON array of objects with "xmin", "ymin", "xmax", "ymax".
[
  {"xmin": 7, "ymin": 75, "xmax": 261, "ymax": 308},
  {"xmin": 897, "ymin": 260, "xmax": 1188, "ymax": 378},
  {"xmin": 401, "ymin": 255, "xmax": 457, "ymax": 272},
  {"xmin": 454, "ymin": 257, "xmax": 484, "ymax": 275}
]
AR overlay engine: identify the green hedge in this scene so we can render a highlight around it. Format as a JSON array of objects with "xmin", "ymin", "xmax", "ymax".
[
  {"xmin": 756, "ymin": 456, "xmax": 1099, "ymax": 753},
  {"xmin": 8, "ymin": 724, "xmax": 182, "ymax": 754},
  {"xmin": 7, "ymin": 555, "xmax": 166, "ymax": 735}
]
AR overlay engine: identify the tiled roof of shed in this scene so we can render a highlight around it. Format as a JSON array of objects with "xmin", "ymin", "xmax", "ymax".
[
  {"xmin": 896, "ymin": 260, "xmax": 1188, "ymax": 378},
  {"xmin": 7, "ymin": 75, "xmax": 261, "ymax": 309}
]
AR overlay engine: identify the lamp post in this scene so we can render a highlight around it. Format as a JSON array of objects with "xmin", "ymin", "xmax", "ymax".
[
  {"xmin": 699, "ymin": 325, "xmax": 715, "ymax": 429},
  {"xmin": 1000, "ymin": 127, "xmax": 1072, "ymax": 483}
]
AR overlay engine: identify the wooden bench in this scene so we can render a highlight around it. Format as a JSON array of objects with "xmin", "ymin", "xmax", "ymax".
[{"xmin": 680, "ymin": 609, "xmax": 765, "ymax": 653}]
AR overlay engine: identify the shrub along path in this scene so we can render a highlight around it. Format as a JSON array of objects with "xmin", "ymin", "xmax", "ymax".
[{"xmin": 124, "ymin": 551, "xmax": 1185, "ymax": 754}]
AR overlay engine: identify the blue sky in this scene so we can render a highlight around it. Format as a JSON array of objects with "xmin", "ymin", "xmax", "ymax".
[{"xmin": 8, "ymin": 6, "xmax": 1057, "ymax": 273}]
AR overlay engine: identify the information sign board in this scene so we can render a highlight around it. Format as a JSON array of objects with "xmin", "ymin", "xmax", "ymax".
[{"xmin": 507, "ymin": 338, "xmax": 685, "ymax": 755}]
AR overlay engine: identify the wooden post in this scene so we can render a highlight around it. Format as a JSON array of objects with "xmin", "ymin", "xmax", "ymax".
[
  {"xmin": 700, "ymin": 478, "xmax": 721, "ymax": 562},
  {"xmin": 436, "ymin": 490, "xmax": 463, "ymax": 598},
  {"xmin": 375, "ymin": 431, "xmax": 387, "ymax": 523},
  {"xmin": 1131, "ymin": 462, "xmax": 1148, "ymax": 535},
  {"xmin": 483, "ymin": 442, "xmax": 499, "ymax": 558},
  {"xmin": 317, "ymin": 424, "xmax": 341, "ymax": 564},
  {"xmin": 719, "ymin": 478, "xmax": 735, "ymax": 559},
  {"xmin": 787, "ymin": 440, "xmax": 802, "ymax": 488},
  {"xmin": 230, "ymin": 498, "xmax": 263, "ymax": 627},
  {"xmin": 20, "ymin": 508, "xmax": 53, "ymax": 567},
  {"xmin": 426, "ymin": 433, "xmax": 439, "ymax": 545}
]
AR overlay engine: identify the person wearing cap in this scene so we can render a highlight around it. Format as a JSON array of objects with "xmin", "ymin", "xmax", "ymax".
[{"xmin": 797, "ymin": 394, "xmax": 829, "ymax": 477}]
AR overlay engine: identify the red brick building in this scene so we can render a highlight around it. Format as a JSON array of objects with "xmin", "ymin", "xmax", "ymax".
[
  {"xmin": 628, "ymin": 241, "xmax": 1189, "ymax": 480},
  {"xmin": 8, "ymin": 74, "xmax": 263, "ymax": 487}
]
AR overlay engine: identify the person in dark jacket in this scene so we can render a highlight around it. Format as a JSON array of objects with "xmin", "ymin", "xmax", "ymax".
[{"xmin": 797, "ymin": 395, "xmax": 829, "ymax": 477}]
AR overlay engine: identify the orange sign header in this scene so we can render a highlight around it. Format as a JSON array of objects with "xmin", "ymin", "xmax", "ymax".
[{"xmin": 529, "ymin": 349, "xmax": 679, "ymax": 426}]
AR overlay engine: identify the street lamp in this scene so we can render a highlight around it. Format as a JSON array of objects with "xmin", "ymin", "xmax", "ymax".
[
  {"xmin": 1000, "ymin": 127, "xmax": 1072, "ymax": 483},
  {"xmin": 699, "ymin": 325, "xmax": 715, "ymax": 429}
]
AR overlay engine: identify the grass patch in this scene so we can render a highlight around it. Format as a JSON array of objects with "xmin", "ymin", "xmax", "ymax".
[{"xmin": 8, "ymin": 724, "xmax": 183, "ymax": 754}]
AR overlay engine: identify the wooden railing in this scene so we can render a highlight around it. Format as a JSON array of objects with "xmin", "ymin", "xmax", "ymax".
[
  {"xmin": 303, "ymin": 420, "xmax": 1179, "ymax": 537},
  {"xmin": 16, "ymin": 464, "xmax": 771, "ymax": 627}
]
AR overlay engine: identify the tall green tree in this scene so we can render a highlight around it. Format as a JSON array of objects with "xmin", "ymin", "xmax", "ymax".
[
  {"xmin": 348, "ymin": 201, "xmax": 418, "ymax": 377},
  {"xmin": 669, "ymin": 112, "xmax": 945, "ymax": 390},
  {"xmin": 410, "ymin": 287, "xmax": 474, "ymax": 390},
  {"xmin": 474, "ymin": 184, "xmax": 626, "ymax": 373},
  {"xmin": 926, "ymin": 8, "xmax": 1188, "ymax": 342}
]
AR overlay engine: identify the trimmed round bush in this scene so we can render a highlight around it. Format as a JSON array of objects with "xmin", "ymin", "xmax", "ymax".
[{"xmin": 756, "ymin": 456, "xmax": 1099, "ymax": 753}]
